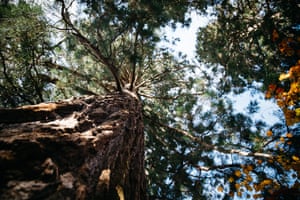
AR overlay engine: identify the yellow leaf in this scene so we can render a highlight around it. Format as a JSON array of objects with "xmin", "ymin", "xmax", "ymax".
[
  {"xmin": 279, "ymin": 73, "xmax": 290, "ymax": 81},
  {"xmin": 280, "ymin": 137, "xmax": 285, "ymax": 142},
  {"xmin": 265, "ymin": 91, "xmax": 272, "ymax": 99},
  {"xmin": 292, "ymin": 155, "xmax": 300, "ymax": 161},
  {"xmin": 253, "ymin": 194, "xmax": 263, "ymax": 199},
  {"xmin": 295, "ymin": 108, "xmax": 300, "ymax": 117},
  {"xmin": 237, "ymin": 191, "xmax": 242, "ymax": 197},
  {"xmin": 228, "ymin": 176, "xmax": 234, "ymax": 183},
  {"xmin": 245, "ymin": 184, "xmax": 253, "ymax": 191},
  {"xmin": 234, "ymin": 170, "xmax": 242, "ymax": 177},
  {"xmin": 266, "ymin": 130, "xmax": 273, "ymax": 137},
  {"xmin": 240, "ymin": 180, "xmax": 246, "ymax": 186},
  {"xmin": 217, "ymin": 185, "xmax": 224, "ymax": 192},
  {"xmin": 286, "ymin": 133, "xmax": 293, "ymax": 138},
  {"xmin": 261, "ymin": 179, "xmax": 272, "ymax": 186},
  {"xmin": 247, "ymin": 165, "xmax": 254, "ymax": 171},
  {"xmin": 243, "ymin": 167, "xmax": 249, "ymax": 174},
  {"xmin": 246, "ymin": 175, "xmax": 253, "ymax": 182},
  {"xmin": 257, "ymin": 160, "xmax": 263, "ymax": 165}
]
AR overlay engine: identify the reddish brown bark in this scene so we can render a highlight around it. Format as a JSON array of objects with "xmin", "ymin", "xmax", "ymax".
[{"xmin": 0, "ymin": 94, "xmax": 146, "ymax": 200}]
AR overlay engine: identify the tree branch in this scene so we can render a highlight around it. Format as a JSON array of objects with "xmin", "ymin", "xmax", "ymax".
[
  {"xmin": 194, "ymin": 164, "xmax": 241, "ymax": 171},
  {"xmin": 147, "ymin": 114, "xmax": 275, "ymax": 160},
  {"xmin": 139, "ymin": 92, "xmax": 204, "ymax": 100},
  {"xmin": 57, "ymin": 0, "xmax": 122, "ymax": 92},
  {"xmin": 130, "ymin": 26, "xmax": 140, "ymax": 91},
  {"xmin": 44, "ymin": 61, "xmax": 113, "ymax": 93},
  {"xmin": 0, "ymin": 51, "xmax": 34, "ymax": 105}
]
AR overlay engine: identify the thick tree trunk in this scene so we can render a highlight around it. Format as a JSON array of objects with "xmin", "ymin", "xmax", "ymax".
[{"xmin": 0, "ymin": 94, "xmax": 146, "ymax": 200}]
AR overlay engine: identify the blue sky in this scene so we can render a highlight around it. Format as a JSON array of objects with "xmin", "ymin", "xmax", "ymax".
[{"xmin": 160, "ymin": 10, "xmax": 212, "ymax": 62}]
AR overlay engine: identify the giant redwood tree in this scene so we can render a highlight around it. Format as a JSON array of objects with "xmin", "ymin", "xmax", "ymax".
[
  {"xmin": 0, "ymin": 94, "xmax": 146, "ymax": 199},
  {"xmin": 1, "ymin": 0, "xmax": 299, "ymax": 199}
]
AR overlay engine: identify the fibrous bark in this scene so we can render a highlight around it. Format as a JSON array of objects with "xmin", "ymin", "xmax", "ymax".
[{"xmin": 0, "ymin": 94, "xmax": 146, "ymax": 200}]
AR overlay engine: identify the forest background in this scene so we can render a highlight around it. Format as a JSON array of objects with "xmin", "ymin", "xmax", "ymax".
[{"xmin": 0, "ymin": 0, "xmax": 299, "ymax": 199}]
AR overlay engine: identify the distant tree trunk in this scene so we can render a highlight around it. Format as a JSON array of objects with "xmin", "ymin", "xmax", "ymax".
[{"xmin": 0, "ymin": 94, "xmax": 146, "ymax": 200}]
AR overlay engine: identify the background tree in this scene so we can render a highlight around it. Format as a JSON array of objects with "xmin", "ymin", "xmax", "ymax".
[
  {"xmin": 0, "ymin": 0, "xmax": 54, "ymax": 107},
  {"xmin": 197, "ymin": 0, "xmax": 288, "ymax": 93},
  {"xmin": 196, "ymin": 0, "xmax": 300, "ymax": 199}
]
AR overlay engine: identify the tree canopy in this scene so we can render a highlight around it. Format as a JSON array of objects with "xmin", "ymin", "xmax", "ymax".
[
  {"xmin": 0, "ymin": 0, "xmax": 53, "ymax": 106},
  {"xmin": 0, "ymin": 0, "xmax": 299, "ymax": 199}
]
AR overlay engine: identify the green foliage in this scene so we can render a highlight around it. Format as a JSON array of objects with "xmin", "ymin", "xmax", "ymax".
[
  {"xmin": 196, "ymin": 0, "xmax": 282, "ymax": 93},
  {"xmin": 196, "ymin": 0, "xmax": 300, "ymax": 199},
  {"xmin": 0, "ymin": 1, "xmax": 53, "ymax": 107},
  {"xmin": 46, "ymin": 0, "xmax": 197, "ymax": 98}
]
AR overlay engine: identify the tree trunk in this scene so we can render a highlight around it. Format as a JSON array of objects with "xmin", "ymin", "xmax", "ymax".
[{"xmin": 0, "ymin": 94, "xmax": 146, "ymax": 200}]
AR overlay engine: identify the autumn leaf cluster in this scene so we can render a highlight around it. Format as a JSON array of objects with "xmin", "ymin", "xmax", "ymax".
[{"xmin": 266, "ymin": 30, "xmax": 300, "ymax": 126}]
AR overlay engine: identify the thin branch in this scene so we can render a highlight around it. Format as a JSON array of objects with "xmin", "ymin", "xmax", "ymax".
[
  {"xmin": 0, "ymin": 51, "xmax": 34, "ymax": 105},
  {"xmin": 130, "ymin": 26, "xmax": 139, "ymax": 91},
  {"xmin": 147, "ymin": 114, "xmax": 275, "ymax": 160},
  {"xmin": 57, "ymin": 0, "xmax": 122, "ymax": 92},
  {"xmin": 44, "ymin": 61, "xmax": 113, "ymax": 93},
  {"xmin": 194, "ymin": 164, "xmax": 241, "ymax": 172},
  {"xmin": 139, "ymin": 92, "xmax": 204, "ymax": 100},
  {"xmin": 263, "ymin": 136, "xmax": 281, "ymax": 148},
  {"xmin": 229, "ymin": 149, "xmax": 273, "ymax": 159},
  {"xmin": 136, "ymin": 65, "xmax": 187, "ymax": 89},
  {"xmin": 28, "ymin": 61, "xmax": 44, "ymax": 103},
  {"xmin": 73, "ymin": 86, "xmax": 98, "ymax": 95},
  {"xmin": 152, "ymin": 118, "xmax": 216, "ymax": 150}
]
